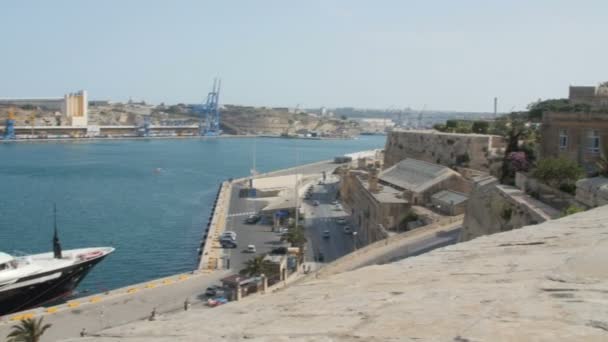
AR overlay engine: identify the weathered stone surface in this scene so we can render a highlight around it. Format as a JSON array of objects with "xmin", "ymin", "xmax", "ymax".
[
  {"xmin": 71, "ymin": 206, "xmax": 608, "ymax": 342},
  {"xmin": 461, "ymin": 176, "xmax": 561, "ymax": 241}
]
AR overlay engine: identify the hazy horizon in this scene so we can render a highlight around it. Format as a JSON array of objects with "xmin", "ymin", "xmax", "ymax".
[{"xmin": 1, "ymin": 0, "xmax": 606, "ymax": 112}]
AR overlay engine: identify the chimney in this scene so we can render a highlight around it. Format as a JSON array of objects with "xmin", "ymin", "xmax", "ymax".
[
  {"xmin": 357, "ymin": 158, "xmax": 366, "ymax": 169},
  {"xmin": 369, "ymin": 169, "xmax": 379, "ymax": 193}
]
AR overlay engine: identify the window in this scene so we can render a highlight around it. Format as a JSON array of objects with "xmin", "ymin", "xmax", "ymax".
[
  {"xmin": 587, "ymin": 129, "xmax": 600, "ymax": 154},
  {"xmin": 559, "ymin": 129, "xmax": 568, "ymax": 150}
]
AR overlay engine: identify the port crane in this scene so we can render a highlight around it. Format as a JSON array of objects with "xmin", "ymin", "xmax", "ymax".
[
  {"xmin": 197, "ymin": 79, "xmax": 222, "ymax": 136},
  {"xmin": 3, "ymin": 107, "xmax": 16, "ymax": 140}
]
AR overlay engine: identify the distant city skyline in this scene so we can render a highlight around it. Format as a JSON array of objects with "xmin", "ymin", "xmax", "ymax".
[{"xmin": 1, "ymin": 0, "xmax": 606, "ymax": 112}]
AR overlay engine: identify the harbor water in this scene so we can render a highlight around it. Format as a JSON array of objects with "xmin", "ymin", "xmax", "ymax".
[{"xmin": 0, "ymin": 136, "xmax": 384, "ymax": 294}]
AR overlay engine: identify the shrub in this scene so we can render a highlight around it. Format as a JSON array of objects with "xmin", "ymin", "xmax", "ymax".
[
  {"xmin": 532, "ymin": 157, "xmax": 583, "ymax": 188},
  {"xmin": 559, "ymin": 183, "xmax": 576, "ymax": 195},
  {"xmin": 472, "ymin": 121, "xmax": 489, "ymax": 134},
  {"xmin": 500, "ymin": 205, "xmax": 513, "ymax": 221},
  {"xmin": 562, "ymin": 205, "xmax": 585, "ymax": 217}
]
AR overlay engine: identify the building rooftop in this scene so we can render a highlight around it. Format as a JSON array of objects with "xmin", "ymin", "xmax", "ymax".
[
  {"xmin": 379, "ymin": 158, "xmax": 459, "ymax": 193},
  {"xmin": 431, "ymin": 190, "xmax": 468, "ymax": 205},
  {"xmin": 358, "ymin": 177, "xmax": 408, "ymax": 204}
]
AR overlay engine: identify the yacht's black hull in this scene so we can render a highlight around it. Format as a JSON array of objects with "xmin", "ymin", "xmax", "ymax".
[{"xmin": 0, "ymin": 255, "xmax": 107, "ymax": 316}]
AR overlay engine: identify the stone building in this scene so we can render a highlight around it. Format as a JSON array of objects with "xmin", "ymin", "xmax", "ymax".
[
  {"xmin": 569, "ymin": 84, "xmax": 608, "ymax": 109},
  {"xmin": 340, "ymin": 169, "xmax": 409, "ymax": 243},
  {"xmin": 384, "ymin": 130, "xmax": 505, "ymax": 173},
  {"xmin": 340, "ymin": 158, "xmax": 472, "ymax": 244},
  {"xmin": 541, "ymin": 84, "xmax": 608, "ymax": 172},
  {"xmin": 0, "ymin": 90, "xmax": 88, "ymax": 126},
  {"xmin": 379, "ymin": 158, "xmax": 472, "ymax": 205}
]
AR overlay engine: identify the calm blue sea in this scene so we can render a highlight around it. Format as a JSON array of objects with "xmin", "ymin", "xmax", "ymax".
[{"xmin": 0, "ymin": 136, "xmax": 385, "ymax": 293}]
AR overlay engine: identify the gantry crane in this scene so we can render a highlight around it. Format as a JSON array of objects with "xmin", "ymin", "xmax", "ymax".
[{"xmin": 3, "ymin": 107, "xmax": 16, "ymax": 140}]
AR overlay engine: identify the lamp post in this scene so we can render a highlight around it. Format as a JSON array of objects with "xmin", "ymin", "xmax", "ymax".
[{"xmin": 352, "ymin": 231, "xmax": 358, "ymax": 251}]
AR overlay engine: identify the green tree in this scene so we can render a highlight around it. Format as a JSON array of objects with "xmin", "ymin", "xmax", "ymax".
[
  {"xmin": 445, "ymin": 119, "xmax": 458, "ymax": 130},
  {"xmin": 241, "ymin": 255, "xmax": 267, "ymax": 277},
  {"xmin": 281, "ymin": 225, "xmax": 307, "ymax": 248},
  {"xmin": 532, "ymin": 157, "xmax": 583, "ymax": 188},
  {"xmin": 7, "ymin": 317, "xmax": 52, "ymax": 342},
  {"xmin": 432, "ymin": 123, "xmax": 447, "ymax": 132},
  {"xmin": 471, "ymin": 121, "xmax": 489, "ymax": 134}
]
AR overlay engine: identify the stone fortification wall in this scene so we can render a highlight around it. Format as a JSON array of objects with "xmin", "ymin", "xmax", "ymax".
[
  {"xmin": 384, "ymin": 130, "xmax": 505, "ymax": 172},
  {"xmin": 461, "ymin": 176, "xmax": 560, "ymax": 241}
]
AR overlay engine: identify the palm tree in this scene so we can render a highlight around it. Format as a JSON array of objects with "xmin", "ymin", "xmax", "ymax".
[
  {"xmin": 281, "ymin": 225, "xmax": 307, "ymax": 248},
  {"xmin": 241, "ymin": 255, "xmax": 267, "ymax": 277},
  {"xmin": 7, "ymin": 317, "xmax": 52, "ymax": 342}
]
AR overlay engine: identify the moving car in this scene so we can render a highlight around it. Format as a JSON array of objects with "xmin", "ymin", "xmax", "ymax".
[
  {"xmin": 336, "ymin": 218, "xmax": 347, "ymax": 225},
  {"xmin": 343, "ymin": 226, "xmax": 352, "ymax": 234},
  {"xmin": 313, "ymin": 200, "xmax": 320, "ymax": 206},
  {"xmin": 246, "ymin": 244, "xmax": 256, "ymax": 253},
  {"xmin": 322, "ymin": 230, "xmax": 331, "ymax": 238},
  {"xmin": 245, "ymin": 214, "xmax": 261, "ymax": 224}
]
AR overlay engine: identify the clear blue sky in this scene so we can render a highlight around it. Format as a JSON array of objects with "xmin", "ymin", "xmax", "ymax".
[{"xmin": 1, "ymin": 0, "xmax": 606, "ymax": 112}]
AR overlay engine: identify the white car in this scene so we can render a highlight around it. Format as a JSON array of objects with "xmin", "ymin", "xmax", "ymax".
[
  {"xmin": 277, "ymin": 227, "xmax": 289, "ymax": 235},
  {"xmin": 221, "ymin": 231, "xmax": 237, "ymax": 240},
  {"xmin": 246, "ymin": 245, "xmax": 256, "ymax": 253}
]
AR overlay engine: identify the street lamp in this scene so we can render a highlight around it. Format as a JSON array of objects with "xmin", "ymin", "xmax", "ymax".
[{"xmin": 352, "ymin": 231, "xmax": 358, "ymax": 251}]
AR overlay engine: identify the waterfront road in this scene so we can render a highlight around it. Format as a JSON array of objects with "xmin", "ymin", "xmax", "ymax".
[
  {"xmin": 0, "ymin": 270, "xmax": 229, "ymax": 342},
  {"xmin": 301, "ymin": 178, "xmax": 357, "ymax": 263}
]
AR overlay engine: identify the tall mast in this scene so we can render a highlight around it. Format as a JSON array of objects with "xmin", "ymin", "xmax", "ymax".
[{"xmin": 53, "ymin": 204, "xmax": 63, "ymax": 259}]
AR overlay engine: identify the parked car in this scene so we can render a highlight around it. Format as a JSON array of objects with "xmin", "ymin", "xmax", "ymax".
[
  {"xmin": 317, "ymin": 252, "xmax": 325, "ymax": 262},
  {"xmin": 343, "ymin": 226, "xmax": 352, "ymax": 234},
  {"xmin": 318, "ymin": 180, "xmax": 324, "ymax": 185},
  {"xmin": 331, "ymin": 200, "xmax": 339, "ymax": 205},
  {"xmin": 277, "ymin": 227, "xmax": 289, "ymax": 235},
  {"xmin": 205, "ymin": 285, "xmax": 222, "ymax": 297},
  {"xmin": 220, "ymin": 240, "xmax": 237, "ymax": 249},
  {"xmin": 221, "ymin": 231, "xmax": 237, "ymax": 240},
  {"xmin": 313, "ymin": 200, "xmax": 320, "ymax": 206},
  {"xmin": 336, "ymin": 218, "xmax": 347, "ymax": 225},
  {"xmin": 322, "ymin": 230, "xmax": 331, "ymax": 239},
  {"xmin": 206, "ymin": 297, "xmax": 228, "ymax": 307},
  {"xmin": 245, "ymin": 214, "xmax": 261, "ymax": 224},
  {"xmin": 246, "ymin": 244, "xmax": 256, "ymax": 253},
  {"xmin": 333, "ymin": 204, "xmax": 342, "ymax": 211}
]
